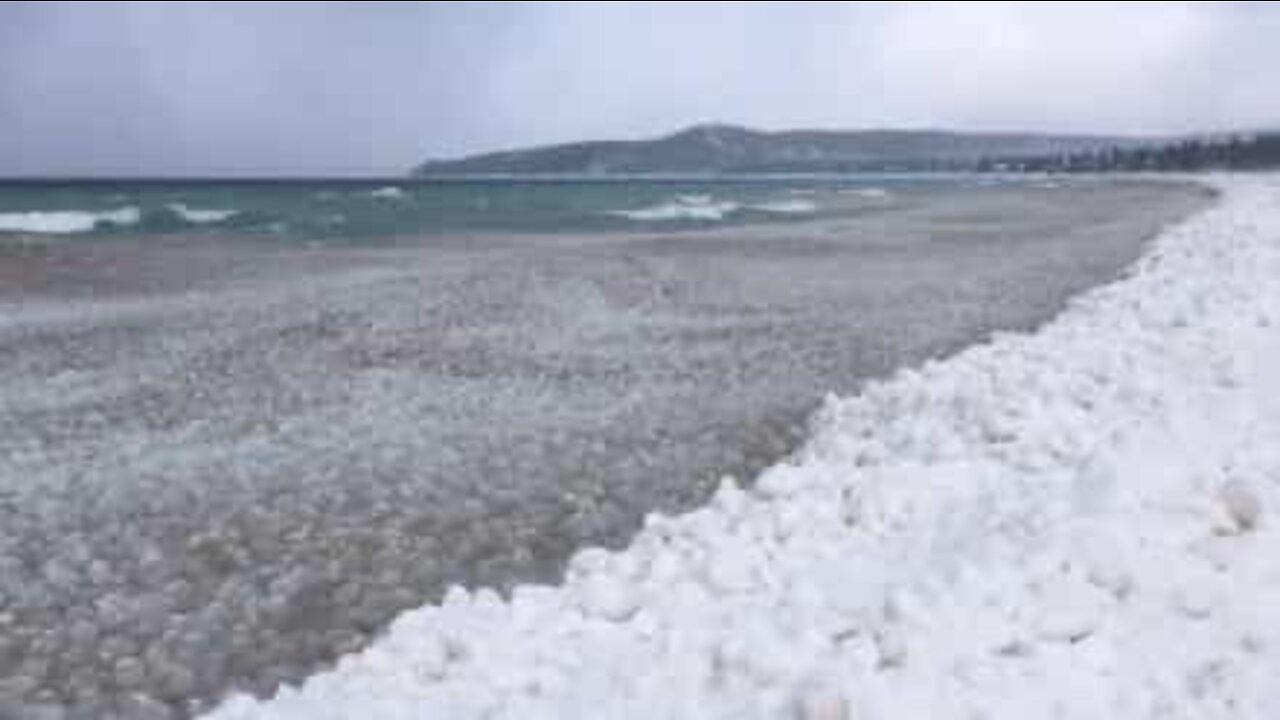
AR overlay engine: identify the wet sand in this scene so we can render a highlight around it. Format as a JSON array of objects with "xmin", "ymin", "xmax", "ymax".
[{"xmin": 0, "ymin": 179, "xmax": 1213, "ymax": 718}]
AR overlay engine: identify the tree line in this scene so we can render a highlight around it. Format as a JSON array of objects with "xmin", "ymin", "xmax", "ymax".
[{"xmin": 977, "ymin": 133, "xmax": 1280, "ymax": 173}]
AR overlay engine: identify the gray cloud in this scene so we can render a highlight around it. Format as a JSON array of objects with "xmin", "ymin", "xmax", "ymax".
[{"xmin": 1, "ymin": 1, "xmax": 1278, "ymax": 175}]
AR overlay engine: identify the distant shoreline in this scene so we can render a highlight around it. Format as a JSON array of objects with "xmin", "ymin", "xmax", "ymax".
[{"xmin": 0, "ymin": 171, "xmax": 1116, "ymax": 185}]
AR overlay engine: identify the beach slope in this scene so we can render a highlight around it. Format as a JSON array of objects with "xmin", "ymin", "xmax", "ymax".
[{"xmin": 211, "ymin": 175, "xmax": 1280, "ymax": 719}]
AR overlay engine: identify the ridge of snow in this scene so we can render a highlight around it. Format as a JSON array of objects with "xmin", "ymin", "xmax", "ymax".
[{"xmin": 210, "ymin": 176, "xmax": 1280, "ymax": 720}]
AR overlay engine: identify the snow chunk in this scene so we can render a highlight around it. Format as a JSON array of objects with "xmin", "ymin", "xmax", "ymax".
[
  {"xmin": 575, "ymin": 572, "xmax": 639, "ymax": 622},
  {"xmin": 789, "ymin": 679, "xmax": 850, "ymax": 720},
  {"xmin": 1217, "ymin": 479, "xmax": 1262, "ymax": 534}
]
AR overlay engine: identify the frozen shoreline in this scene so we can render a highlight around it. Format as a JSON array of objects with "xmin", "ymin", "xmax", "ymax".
[
  {"xmin": 210, "ymin": 175, "xmax": 1280, "ymax": 719},
  {"xmin": 0, "ymin": 180, "xmax": 1215, "ymax": 718}
]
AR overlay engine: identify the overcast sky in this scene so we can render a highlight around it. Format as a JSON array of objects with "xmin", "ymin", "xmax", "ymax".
[{"xmin": 2, "ymin": 1, "xmax": 1278, "ymax": 176}]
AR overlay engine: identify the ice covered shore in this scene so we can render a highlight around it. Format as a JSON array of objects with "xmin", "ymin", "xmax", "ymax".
[{"xmin": 210, "ymin": 176, "xmax": 1280, "ymax": 719}]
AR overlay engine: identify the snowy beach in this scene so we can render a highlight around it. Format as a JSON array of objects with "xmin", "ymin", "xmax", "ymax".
[
  {"xmin": 206, "ymin": 174, "xmax": 1280, "ymax": 719},
  {"xmin": 0, "ymin": 180, "xmax": 1214, "ymax": 717},
  {"xmin": 6, "ymin": 2, "xmax": 1280, "ymax": 719}
]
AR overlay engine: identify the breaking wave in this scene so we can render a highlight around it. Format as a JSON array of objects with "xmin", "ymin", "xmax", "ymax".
[
  {"xmin": 369, "ymin": 186, "xmax": 406, "ymax": 200},
  {"xmin": 839, "ymin": 187, "xmax": 891, "ymax": 200},
  {"xmin": 0, "ymin": 206, "xmax": 141, "ymax": 235},
  {"xmin": 609, "ymin": 195, "xmax": 740, "ymax": 222},
  {"xmin": 167, "ymin": 203, "xmax": 239, "ymax": 224},
  {"xmin": 748, "ymin": 199, "xmax": 817, "ymax": 215}
]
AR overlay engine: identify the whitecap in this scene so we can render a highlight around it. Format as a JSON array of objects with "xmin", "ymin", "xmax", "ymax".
[
  {"xmin": 0, "ymin": 207, "xmax": 141, "ymax": 235},
  {"xmin": 674, "ymin": 194, "xmax": 713, "ymax": 205},
  {"xmin": 609, "ymin": 196, "xmax": 739, "ymax": 222},
  {"xmin": 167, "ymin": 203, "xmax": 239, "ymax": 224},
  {"xmin": 370, "ymin": 186, "xmax": 406, "ymax": 200},
  {"xmin": 749, "ymin": 199, "xmax": 818, "ymax": 215},
  {"xmin": 839, "ymin": 187, "xmax": 891, "ymax": 200}
]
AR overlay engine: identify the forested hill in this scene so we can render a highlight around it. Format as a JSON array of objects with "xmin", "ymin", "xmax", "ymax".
[
  {"xmin": 981, "ymin": 133, "xmax": 1280, "ymax": 172},
  {"xmin": 413, "ymin": 124, "xmax": 1146, "ymax": 176}
]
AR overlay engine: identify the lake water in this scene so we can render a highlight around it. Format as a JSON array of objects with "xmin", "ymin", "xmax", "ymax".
[{"xmin": 1, "ymin": 176, "xmax": 1013, "ymax": 240}]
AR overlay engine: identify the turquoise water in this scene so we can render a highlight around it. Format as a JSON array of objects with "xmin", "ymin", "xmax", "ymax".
[{"xmin": 0, "ymin": 177, "xmax": 937, "ymax": 240}]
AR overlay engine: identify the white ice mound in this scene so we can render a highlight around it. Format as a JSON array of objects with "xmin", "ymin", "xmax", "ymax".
[
  {"xmin": 609, "ymin": 195, "xmax": 740, "ymax": 221},
  {"xmin": 210, "ymin": 176, "xmax": 1280, "ymax": 720},
  {"xmin": 168, "ymin": 203, "xmax": 239, "ymax": 224},
  {"xmin": 0, "ymin": 206, "xmax": 141, "ymax": 234}
]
